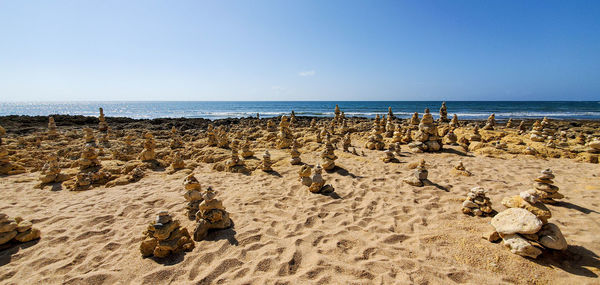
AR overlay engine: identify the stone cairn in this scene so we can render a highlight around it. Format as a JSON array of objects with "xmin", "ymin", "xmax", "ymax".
[
  {"xmin": 183, "ymin": 174, "xmax": 203, "ymax": 219},
  {"xmin": 392, "ymin": 127, "xmax": 403, "ymax": 143},
  {"xmin": 532, "ymin": 169, "xmax": 563, "ymax": 204},
  {"xmin": 489, "ymin": 190, "xmax": 567, "ymax": 259},
  {"xmin": 216, "ymin": 126, "xmax": 230, "ymax": 148},
  {"xmin": 529, "ymin": 120, "xmax": 545, "ymax": 142},
  {"xmin": 206, "ymin": 124, "xmax": 218, "ymax": 147},
  {"xmin": 408, "ymin": 108, "xmax": 442, "ymax": 152},
  {"xmin": 140, "ymin": 211, "xmax": 195, "ymax": 258},
  {"xmin": 72, "ymin": 141, "xmax": 111, "ymax": 190},
  {"xmin": 298, "ymin": 165, "xmax": 312, "ymax": 187},
  {"xmin": 382, "ymin": 148, "xmax": 396, "ymax": 163},
  {"xmin": 289, "ymin": 139, "xmax": 302, "ymax": 165},
  {"xmin": 403, "ymin": 159, "xmax": 428, "ymax": 187},
  {"xmin": 240, "ymin": 139, "xmax": 254, "ymax": 158},
  {"xmin": 48, "ymin": 116, "xmax": 58, "ymax": 138},
  {"xmin": 277, "ymin": 116, "xmax": 293, "ymax": 149},
  {"xmin": 290, "ymin": 110, "xmax": 297, "ymax": 126},
  {"xmin": 540, "ymin": 117, "xmax": 555, "ymax": 139},
  {"xmin": 409, "ymin": 112, "xmax": 419, "ymax": 130},
  {"xmin": 469, "ymin": 125, "xmax": 482, "ymax": 142},
  {"xmin": 342, "ymin": 133, "xmax": 352, "ymax": 152},
  {"xmin": 169, "ymin": 151, "xmax": 185, "ymax": 171},
  {"xmin": 170, "ymin": 126, "xmax": 184, "ymax": 149},
  {"xmin": 461, "ymin": 187, "xmax": 493, "ymax": 216},
  {"xmin": 83, "ymin": 128, "xmax": 96, "ymax": 146},
  {"xmin": 260, "ymin": 150, "xmax": 273, "ymax": 172},
  {"xmin": 505, "ymin": 118, "xmax": 514, "ymax": 128},
  {"xmin": 439, "ymin": 102, "xmax": 450, "ymax": 122},
  {"xmin": 309, "ymin": 119, "xmax": 317, "ymax": 131},
  {"xmin": 387, "ymin": 106, "xmax": 395, "ymax": 120},
  {"xmin": 401, "ymin": 128, "xmax": 412, "ymax": 144},
  {"xmin": 449, "ymin": 114, "xmax": 459, "ymax": 128},
  {"xmin": 482, "ymin": 113, "xmax": 496, "ymax": 130},
  {"xmin": 517, "ymin": 121, "xmax": 526, "ymax": 134},
  {"xmin": 139, "ymin": 132, "xmax": 156, "ymax": 161},
  {"xmin": 365, "ymin": 115, "xmax": 385, "ymax": 150},
  {"xmin": 98, "ymin": 107, "xmax": 108, "ymax": 132},
  {"xmin": 266, "ymin": 119, "xmax": 277, "ymax": 132},
  {"xmin": 339, "ymin": 118, "xmax": 348, "ymax": 134},
  {"xmin": 385, "ymin": 116, "xmax": 395, "ymax": 138},
  {"xmin": 444, "ymin": 128, "xmax": 458, "ymax": 145},
  {"xmin": 225, "ymin": 146, "xmax": 244, "ymax": 172},
  {"xmin": 307, "ymin": 164, "xmax": 335, "ymax": 194},
  {"xmin": 334, "ymin": 104, "xmax": 342, "ymax": 124},
  {"xmin": 193, "ymin": 187, "xmax": 232, "ymax": 241},
  {"xmin": 0, "ymin": 145, "xmax": 26, "ymax": 175},
  {"xmin": 0, "ymin": 213, "xmax": 41, "ymax": 246},
  {"xmin": 38, "ymin": 153, "xmax": 65, "ymax": 186},
  {"xmin": 321, "ymin": 138, "xmax": 337, "ymax": 171},
  {"xmin": 451, "ymin": 161, "xmax": 472, "ymax": 176}
]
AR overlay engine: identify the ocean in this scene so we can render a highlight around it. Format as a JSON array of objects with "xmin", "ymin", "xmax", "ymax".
[{"xmin": 0, "ymin": 101, "xmax": 599, "ymax": 120}]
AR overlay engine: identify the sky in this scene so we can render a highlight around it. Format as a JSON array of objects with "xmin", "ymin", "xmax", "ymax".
[{"xmin": 0, "ymin": 0, "xmax": 599, "ymax": 101}]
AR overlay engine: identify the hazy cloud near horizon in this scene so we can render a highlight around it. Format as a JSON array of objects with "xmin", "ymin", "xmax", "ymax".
[{"xmin": 0, "ymin": 0, "xmax": 599, "ymax": 101}]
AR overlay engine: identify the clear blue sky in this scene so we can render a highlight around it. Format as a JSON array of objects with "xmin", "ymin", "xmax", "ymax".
[{"xmin": 0, "ymin": 0, "xmax": 599, "ymax": 101}]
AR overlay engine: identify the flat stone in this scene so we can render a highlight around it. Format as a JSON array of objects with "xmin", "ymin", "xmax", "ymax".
[
  {"xmin": 0, "ymin": 220, "xmax": 17, "ymax": 233},
  {"xmin": 462, "ymin": 200, "xmax": 478, "ymax": 208},
  {"xmin": 538, "ymin": 223, "xmax": 568, "ymax": 250},
  {"xmin": 0, "ymin": 230, "xmax": 17, "ymax": 245},
  {"xmin": 501, "ymin": 195, "xmax": 552, "ymax": 223},
  {"xmin": 533, "ymin": 182, "xmax": 559, "ymax": 193},
  {"xmin": 14, "ymin": 228, "xmax": 40, "ymax": 243},
  {"xmin": 16, "ymin": 221, "xmax": 32, "ymax": 232},
  {"xmin": 491, "ymin": 208, "xmax": 543, "ymax": 235},
  {"xmin": 153, "ymin": 220, "xmax": 179, "ymax": 240},
  {"xmin": 502, "ymin": 234, "xmax": 542, "ymax": 258}
]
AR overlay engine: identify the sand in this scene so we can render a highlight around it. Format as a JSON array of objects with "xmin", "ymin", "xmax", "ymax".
[{"xmin": 1, "ymin": 143, "xmax": 599, "ymax": 284}]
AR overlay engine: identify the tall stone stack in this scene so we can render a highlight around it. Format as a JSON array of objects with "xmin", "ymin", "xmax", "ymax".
[
  {"xmin": 277, "ymin": 116, "xmax": 293, "ymax": 149},
  {"xmin": 298, "ymin": 165, "xmax": 312, "ymax": 186},
  {"xmin": 408, "ymin": 108, "xmax": 442, "ymax": 152},
  {"xmin": 183, "ymin": 174, "xmax": 203, "ymax": 219},
  {"xmin": 387, "ymin": 106, "xmax": 395, "ymax": 120},
  {"xmin": 482, "ymin": 113, "xmax": 496, "ymax": 130},
  {"xmin": 71, "ymin": 141, "xmax": 111, "ymax": 190},
  {"xmin": 193, "ymin": 187, "xmax": 232, "ymax": 241},
  {"xmin": 289, "ymin": 139, "xmax": 302, "ymax": 165},
  {"xmin": 139, "ymin": 132, "xmax": 156, "ymax": 161},
  {"xmin": 334, "ymin": 104, "xmax": 341, "ymax": 123},
  {"xmin": 0, "ymin": 213, "xmax": 41, "ymax": 245},
  {"xmin": 38, "ymin": 153, "xmax": 63, "ymax": 185},
  {"xmin": 140, "ymin": 211, "xmax": 195, "ymax": 258},
  {"xmin": 206, "ymin": 124, "xmax": 218, "ymax": 146},
  {"xmin": 449, "ymin": 114, "xmax": 459, "ymax": 128},
  {"xmin": 439, "ymin": 102, "xmax": 450, "ymax": 122},
  {"xmin": 240, "ymin": 139, "xmax": 254, "ymax": 158},
  {"xmin": 540, "ymin": 117, "xmax": 555, "ymax": 140},
  {"xmin": 409, "ymin": 112, "xmax": 419, "ymax": 130},
  {"xmin": 48, "ymin": 117, "xmax": 58, "ymax": 138},
  {"xmin": 259, "ymin": 150, "xmax": 273, "ymax": 171},
  {"xmin": 392, "ymin": 127, "xmax": 403, "ymax": 143},
  {"xmin": 321, "ymin": 139, "xmax": 338, "ymax": 171},
  {"xmin": 532, "ymin": 169, "xmax": 564, "ymax": 204},
  {"xmin": 98, "ymin": 107, "xmax": 108, "ymax": 132},
  {"xmin": 342, "ymin": 133, "xmax": 352, "ymax": 152},
  {"xmin": 505, "ymin": 118, "xmax": 514, "ymax": 128},
  {"xmin": 170, "ymin": 127, "xmax": 184, "ymax": 149},
  {"xmin": 365, "ymin": 115, "xmax": 385, "ymax": 150},
  {"xmin": 385, "ymin": 117, "xmax": 395, "ymax": 138}
]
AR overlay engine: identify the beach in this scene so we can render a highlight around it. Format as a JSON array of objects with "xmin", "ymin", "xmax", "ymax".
[{"xmin": 0, "ymin": 109, "xmax": 599, "ymax": 284}]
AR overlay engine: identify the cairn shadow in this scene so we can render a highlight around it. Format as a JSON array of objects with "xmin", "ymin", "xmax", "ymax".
[
  {"xmin": 533, "ymin": 245, "xmax": 600, "ymax": 278},
  {"xmin": 0, "ymin": 239, "xmax": 40, "ymax": 267},
  {"xmin": 265, "ymin": 170, "xmax": 282, "ymax": 178},
  {"xmin": 319, "ymin": 191, "xmax": 341, "ymax": 200},
  {"xmin": 331, "ymin": 166, "xmax": 363, "ymax": 179},
  {"xmin": 423, "ymin": 179, "xmax": 450, "ymax": 192},
  {"xmin": 50, "ymin": 183, "xmax": 63, "ymax": 191},
  {"xmin": 441, "ymin": 148, "xmax": 474, "ymax": 157},
  {"xmin": 205, "ymin": 224, "xmax": 238, "ymax": 246},
  {"xmin": 553, "ymin": 201, "xmax": 599, "ymax": 214},
  {"xmin": 150, "ymin": 251, "xmax": 186, "ymax": 266}
]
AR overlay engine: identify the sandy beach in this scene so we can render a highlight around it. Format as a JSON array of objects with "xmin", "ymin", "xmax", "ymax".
[{"xmin": 0, "ymin": 112, "xmax": 599, "ymax": 285}]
